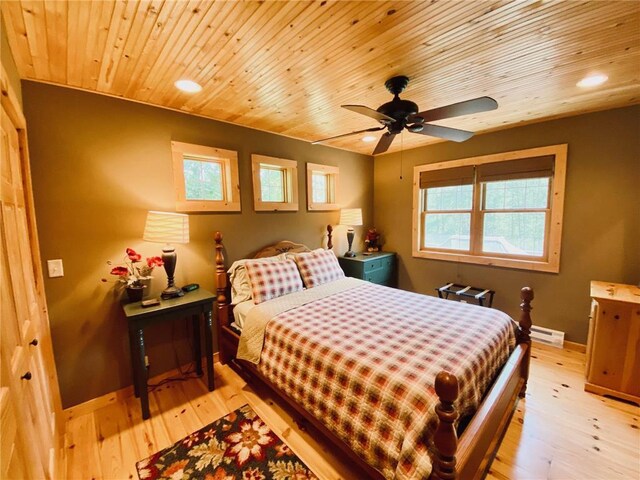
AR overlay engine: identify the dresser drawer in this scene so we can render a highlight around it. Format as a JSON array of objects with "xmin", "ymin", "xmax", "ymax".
[
  {"xmin": 364, "ymin": 258, "xmax": 383, "ymax": 271},
  {"xmin": 364, "ymin": 268, "xmax": 392, "ymax": 285}
]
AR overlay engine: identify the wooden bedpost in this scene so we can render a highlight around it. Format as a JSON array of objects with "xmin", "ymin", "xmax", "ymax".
[
  {"xmin": 517, "ymin": 287, "xmax": 534, "ymax": 397},
  {"xmin": 327, "ymin": 224, "xmax": 333, "ymax": 250},
  {"xmin": 214, "ymin": 231, "xmax": 231, "ymax": 365},
  {"xmin": 432, "ymin": 371, "xmax": 459, "ymax": 480}
]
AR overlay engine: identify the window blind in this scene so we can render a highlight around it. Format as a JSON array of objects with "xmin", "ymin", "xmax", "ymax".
[
  {"xmin": 419, "ymin": 165, "xmax": 475, "ymax": 189},
  {"xmin": 477, "ymin": 155, "xmax": 554, "ymax": 182}
]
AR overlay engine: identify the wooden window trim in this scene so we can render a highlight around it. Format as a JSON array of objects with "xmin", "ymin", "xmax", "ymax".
[
  {"xmin": 306, "ymin": 162, "xmax": 340, "ymax": 211},
  {"xmin": 171, "ymin": 141, "xmax": 241, "ymax": 212},
  {"xmin": 251, "ymin": 154, "xmax": 298, "ymax": 211},
  {"xmin": 412, "ymin": 144, "xmax": 567, "ymax": 273}
]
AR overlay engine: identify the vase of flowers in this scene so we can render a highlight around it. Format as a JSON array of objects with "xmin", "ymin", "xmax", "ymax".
[{"xmin": 103, "ymin": 248, "xmax": 164, "ymax": 302}]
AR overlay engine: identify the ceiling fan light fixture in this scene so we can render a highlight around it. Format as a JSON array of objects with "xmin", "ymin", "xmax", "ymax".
[
  {"xmin": 174, "ymin": 79, "xmax": 202, "ymax": 93},
  {"xmin": 576, "ymin": 74, "xmax": 608, "ymax": 88},
  {"xmin": 323, "ymin": 76, "xmax": 498, "ymax": 154}
]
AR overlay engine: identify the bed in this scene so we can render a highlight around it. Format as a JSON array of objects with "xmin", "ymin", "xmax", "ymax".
[{"xmin": 213, "ymin": 228, "xmax": 533, "ymax": 480}]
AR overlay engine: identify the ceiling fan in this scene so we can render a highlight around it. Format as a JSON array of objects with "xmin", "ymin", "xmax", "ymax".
[{"xmin": 313, "ymin": 75, "xmax": 498, "ymax": 155}]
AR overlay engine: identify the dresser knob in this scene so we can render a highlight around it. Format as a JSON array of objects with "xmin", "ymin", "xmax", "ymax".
[
  {"xmin": 29, "ymin": 338, "xmax": 38, "ymax": 346},
  {"xmin": 21, "ymin": 372, "xmax": 32, "ymax": 381}
]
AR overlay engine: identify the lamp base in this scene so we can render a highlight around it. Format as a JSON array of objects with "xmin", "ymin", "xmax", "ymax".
[
  {"xmin": 161, "ymin": 286, "xmax": 184, "ymax": 300},
  {"xmin": 344, "ymin": 228, "xmax": 357, "ymax": 258},
  {"xmin": 161, "ymin": 246, "xmax": 184, "ymax": 299}
]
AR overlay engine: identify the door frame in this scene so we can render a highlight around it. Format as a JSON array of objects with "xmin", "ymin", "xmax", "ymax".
[{"xmin": 1, "ymin": 64, "xmax": 64, "ymax": 473}]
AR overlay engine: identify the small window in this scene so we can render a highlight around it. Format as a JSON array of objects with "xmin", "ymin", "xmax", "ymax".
[
  {"xmin": 307, "ymin": 163, "xmax": 339, "ymax": 211},
  {"xmin": 413, "ymin": 144, "xmax": 567, "ymax": 272},
  {"xmin": 251, "ymin": 155, "xmax": 298, "ymax": 211},
  {"xmin": 172, "ymin": 142, "xmax": 240, "ymax": 212}
]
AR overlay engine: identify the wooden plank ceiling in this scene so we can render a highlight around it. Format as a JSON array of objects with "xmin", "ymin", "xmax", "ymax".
[{"xmin": 2, "ymin": 1, "xmax": 639, "ymax": 155}]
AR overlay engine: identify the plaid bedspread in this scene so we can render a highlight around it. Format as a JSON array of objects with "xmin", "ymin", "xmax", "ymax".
[{"xmin": 257, "ymin": 282, "xmax": 516, "ymax": 479}]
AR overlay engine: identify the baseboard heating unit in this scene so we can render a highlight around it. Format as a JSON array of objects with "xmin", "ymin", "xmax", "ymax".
[{"xmin": 530, "ymin": 325, "xmax": 565, "ymax": 348}]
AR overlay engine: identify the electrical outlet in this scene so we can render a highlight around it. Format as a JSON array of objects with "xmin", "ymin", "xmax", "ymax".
[{"xmin": 47, "ymin": 259, "xmax": 64, "ymax": 278}]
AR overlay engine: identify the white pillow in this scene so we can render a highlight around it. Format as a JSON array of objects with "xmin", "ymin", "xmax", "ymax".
[{"xmin": 227, "ymin": 253, "xmax": 289, "ymax": 304}]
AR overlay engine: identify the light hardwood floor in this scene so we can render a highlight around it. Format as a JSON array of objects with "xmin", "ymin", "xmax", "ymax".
[{"xmin": 63, "ymin": 344, "xmax": 639, "ymax": 480}]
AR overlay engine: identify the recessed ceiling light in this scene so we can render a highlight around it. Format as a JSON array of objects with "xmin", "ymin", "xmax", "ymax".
[
  {"xmin": 362, "ymin": 135, "xmax": 377, "ymax": 142},
  {"xmin": 174, "ymin": 79, "xmax": 202, "ymax": 93},
  {"xmin": 577, "ymin": 74, "xmax": 608, "ymax": 88}
]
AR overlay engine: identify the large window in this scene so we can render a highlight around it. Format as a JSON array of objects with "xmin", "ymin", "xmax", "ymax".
[
  {"xmin": 306, "ymin": 162, "xmax": 339, "ymax": 211},
  {"xmin": 413, "ymin": 144, "xmax": 567, "ymax": 272},
  {"xmin": 172, "ymin": 142, "xmax": 240, "ymax": 212},
  {"xmin": 251, "ymin": 155, "xmax": 298, "ymax": 211}
]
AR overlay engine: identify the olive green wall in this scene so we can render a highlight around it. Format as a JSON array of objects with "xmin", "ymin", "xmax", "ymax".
[
  {"xmin": 1, "ymin": 14, "xmax": 22, "ymax": 105},
  {"xmin": 374, "ymin": 105, "xmax": 640, "ymax": 344},
  {"xmin": 22, "ymin": 81, "xmax": 372, "ymax": 408}
]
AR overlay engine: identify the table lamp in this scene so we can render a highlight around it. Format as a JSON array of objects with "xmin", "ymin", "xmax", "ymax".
[
  {"xmin": 143, "ymin": 211, "xmax": 190, "ymax": 299},
  {"xmin": 339, "ymin": 208, "xmax": 362, "ymax": 257}
]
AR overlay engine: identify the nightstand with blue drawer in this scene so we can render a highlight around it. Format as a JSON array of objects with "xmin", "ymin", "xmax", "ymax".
[{"xmin": 338, "ymin": 252, "xmax": 397, "ymax": 287}]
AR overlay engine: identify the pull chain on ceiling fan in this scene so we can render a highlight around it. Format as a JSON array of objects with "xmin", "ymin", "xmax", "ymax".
[{"xmin": 312, "ymin": 75, "xmax": 498, "ymax": 155}]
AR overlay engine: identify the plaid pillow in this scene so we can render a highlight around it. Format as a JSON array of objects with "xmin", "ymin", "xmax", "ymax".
[
  {"xmin": 227, "ymin": 253, "xmax": 289, "ymax": 304},
  {"xmin": 245, "ymin": 259, "xmax": 304, "ymax": 304},
  {"xmin": 293, "ymin": 248, "xmax": 345, "ymax": 288}
]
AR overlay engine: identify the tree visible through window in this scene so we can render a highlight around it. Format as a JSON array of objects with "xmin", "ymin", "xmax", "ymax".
[
  {"xmin": 482, "ymin": 178, "xmax": 549, "ymax": 256},
  {"xmin": 259, "ymin": 165, "xmax": 286, "ymax": 202},
  {"xmin": 183, "ymin": 158, "xmax": 224, "ymax": 201},
  {"xmin": 171, "ymin": 141, "xmax": 240, "ymax": 212},
  {"xmin": 413, "ymin": 145, "xmax": 567, "ymax": 272},
  {"xmin": 251, "ymin": 155, "xmax": 298, "ymax": 211},
  {"xmin": 312, "ymin": 172, "xmax": 328, "ymax": 204},
  {"xmin": 306, "ymin": 163, "xmax": 339, "ymax": 211},
  {"xmin": 423, "ymin": 184, "xmax": 472, "ymax": 251}
]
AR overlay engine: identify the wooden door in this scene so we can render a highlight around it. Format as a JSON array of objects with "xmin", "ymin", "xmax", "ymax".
[{"xmin": 1, "ymin": 67, "xmax": 62, "ymax": 479}]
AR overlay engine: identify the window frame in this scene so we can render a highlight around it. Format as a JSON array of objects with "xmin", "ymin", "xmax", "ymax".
[
  {"xmin": 412, "ymin": 144, "xmax": 567, "ymax": 272},
  {"xmin": 171, "ymin": 141, "xmax": 241, "ymax": 212},
  {"xmin": 306, "ymin": 162, "xmax": 340, "ymax": 211},
  {"xmin": 251, "ymin": 154, "xmax": 298, "ymax": 211}
]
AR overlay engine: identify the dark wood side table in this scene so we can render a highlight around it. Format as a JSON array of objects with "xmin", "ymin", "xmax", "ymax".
[{"xmin": 122, "ymin": 289, "xmax": 216, "ymax": 419}]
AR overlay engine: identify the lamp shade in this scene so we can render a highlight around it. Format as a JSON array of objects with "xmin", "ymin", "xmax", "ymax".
[
  {"xmin": 143, "ymin": 211, "xmax": 190, "ymax": 244},
  {"xmin": 339, "ymin": 208, "xmax": 363, "ymax": 226}
]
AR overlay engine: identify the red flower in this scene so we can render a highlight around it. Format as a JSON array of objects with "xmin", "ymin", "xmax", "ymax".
[
  {"xmin": 110, "ymin": 266, "xmax": 129, "ymax": 276},
  {"xmin": 126, "ymin": 248, "xmax": 141, "ymax": 262},
  {"xmin": 146, "ymin": 256, "xmax": 164, "ymax": 268}
]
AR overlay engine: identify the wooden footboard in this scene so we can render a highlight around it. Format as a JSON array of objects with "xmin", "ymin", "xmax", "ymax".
[
  {"xmin": 213, "ymin": 231, "xmax": 533, "ymax": 480},
  {"xmin": 431, "ymin": 287, "xmax": 533, "ymax": 480}
]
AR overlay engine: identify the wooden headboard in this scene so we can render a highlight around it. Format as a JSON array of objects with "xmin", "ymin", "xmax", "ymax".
[
  {"xmin": 213, "ymin": 225, "xmax": 334, "ymax": 364},
  {"xmin": 252, "ymin": 241, "xmax": 310, "ymax": 259}
]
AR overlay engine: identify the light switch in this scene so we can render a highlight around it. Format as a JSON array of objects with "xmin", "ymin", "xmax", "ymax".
[{"xmin": 47, "ymin": 259, "xmax": 64, "ymax": 278}]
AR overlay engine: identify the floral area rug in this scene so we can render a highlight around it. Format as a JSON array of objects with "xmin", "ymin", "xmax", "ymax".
[{"xmin": 136, "ymin": 404, "xmax": 319, "ymax": 480}]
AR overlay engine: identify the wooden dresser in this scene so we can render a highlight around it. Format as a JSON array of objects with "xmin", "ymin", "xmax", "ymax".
[{"xmin": 585, "ymin": 281, "xmax": 640, "ymax": 405}]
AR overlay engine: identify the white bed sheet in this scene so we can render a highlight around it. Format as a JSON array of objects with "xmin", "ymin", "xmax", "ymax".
[{"xmin": 232, "ymin": 299, "xmax": 255, "ymax": 331}]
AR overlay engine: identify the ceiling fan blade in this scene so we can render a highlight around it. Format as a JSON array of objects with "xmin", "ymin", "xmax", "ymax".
[
  {"xmin": 342, "ymin": 105, "xmax": 395, "ymax": 123},
  {"xmin": 312, "ymin": 126, "xmax": 386, "ymax": 144},
  {"xmin": 373, "ymin": 132, "xmax": 396, "ymax": 155},
  {"xmin": 415, "ymin": 124, "xmax": 475, "ymax": 142},
  {"xmin": 409, "ymin": 96, "xmax": 498, "ymax": 123}
]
